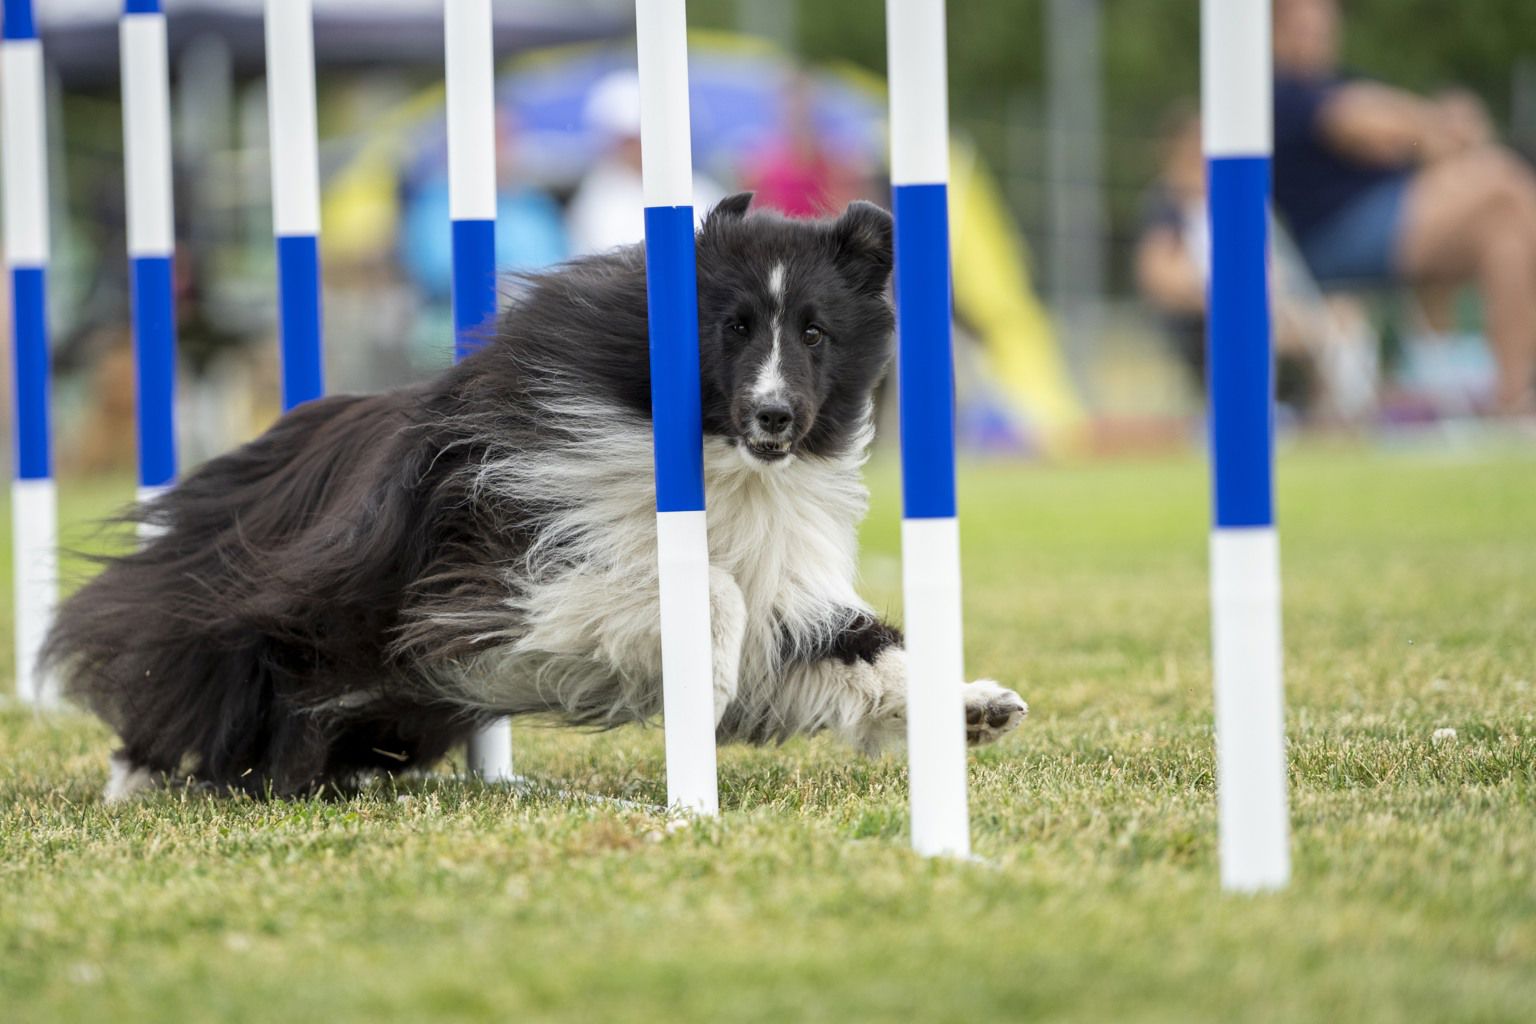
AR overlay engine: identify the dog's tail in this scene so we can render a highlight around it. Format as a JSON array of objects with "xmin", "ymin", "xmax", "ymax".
[{"xmin": 42, "ymin": 391, "xmax": 447, "ymax": 794}]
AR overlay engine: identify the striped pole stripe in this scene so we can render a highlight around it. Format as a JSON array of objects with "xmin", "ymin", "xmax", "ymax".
[
  {"xmin": 635, "ymin": 0, "xmax": 718, "ymax": 816},
  {"xmin": 120, "ymin": 0, "xmax": 179, "ymax": 506},
  {"xmin": 886, "ymin": 0, "xmax": 970, "ymax": 859},
  {"xmin": 264, "ymin": 0, "xmax": 324, "ymax": 409},
  {"xmin": 2, "ymin": 0, "xmax": 37, "ymax": 42},
  {"xmin": 3, "ymin": 0, "xmax": 59, "ymax": 707},
  {"xmin": 445, "ymin": 0, "xmax": 497, "ymax": 360},
  {"xmin": 1202, "ymin": 0, "xmax": 1290, "ymax": 892},
  {"xmin": 445, "ymin": 0, "xmax": 513, "ymax": 781}
]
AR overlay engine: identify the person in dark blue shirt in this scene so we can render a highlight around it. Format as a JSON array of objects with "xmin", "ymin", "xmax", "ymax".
[
  {"xmin": 1273, "ymin": 0, "xmax": 1536, "ymax": 415},
  {"xmin": 1135, "ymin": 105, "xmax": 1375, "ymax": 418}
]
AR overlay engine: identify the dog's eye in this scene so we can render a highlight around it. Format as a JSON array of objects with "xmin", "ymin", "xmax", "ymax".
[
  {"xmin": 802, "ymin": 324, "xmax": 826, "ymax": 347},
  {"xmin": 729, "ymin": 321, "xmax": 749, "ymax": 338}
]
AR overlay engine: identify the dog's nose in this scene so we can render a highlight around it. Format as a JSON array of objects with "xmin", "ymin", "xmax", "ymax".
[{"xmin": 754, "ymin": 405, "xmax": 794, "ymax": 436}]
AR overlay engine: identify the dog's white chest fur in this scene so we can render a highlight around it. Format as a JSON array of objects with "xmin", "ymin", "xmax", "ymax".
[
  {"xmin": 450, "ymin": 412, "xmax": 872, "ymax": 721},
  {"xmin": 696, "ymin": 439, "xmax": 870, "ymax": 680}
]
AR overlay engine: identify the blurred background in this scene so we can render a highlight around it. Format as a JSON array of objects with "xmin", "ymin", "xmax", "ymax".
[{"xmin": 6, "ymin": 0, "xmax": 1536, "ymax": 476}]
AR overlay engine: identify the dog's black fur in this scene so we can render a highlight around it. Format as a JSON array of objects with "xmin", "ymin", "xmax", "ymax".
[{"xmin": 44, "ymin": 195, "xmax": 931, "ymax": 797}]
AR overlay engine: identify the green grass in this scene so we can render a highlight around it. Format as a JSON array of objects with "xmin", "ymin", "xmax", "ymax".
[{"xmin": 3, "ymin": 445, "xmax": 1534, "ymax": 1023}]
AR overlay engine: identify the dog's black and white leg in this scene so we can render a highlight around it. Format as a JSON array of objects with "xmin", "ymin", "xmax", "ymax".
[
  {"xmin": 752, "ymin": 611, "xmax": 1028, "ymax": 753},
  {"xmin": 105, "ymin": 750, "xmax": 161, "ymax": 804}
]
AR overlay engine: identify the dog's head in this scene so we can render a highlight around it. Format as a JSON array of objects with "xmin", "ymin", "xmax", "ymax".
[{"xmin": 695, "ymin": 194, "xmax": 894, "ymax": 466}]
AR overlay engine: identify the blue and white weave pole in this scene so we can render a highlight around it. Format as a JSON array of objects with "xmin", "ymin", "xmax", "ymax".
[
  {"xmin": 886, "ymin": 0, "xmax": 971, "ymax": 858},
  {"xmin": 445, "ymin": 0, "xmax": 513, "ymax": 781},
  {"xmin": 1202, "ymin": 0, "xmax": 1290, "ymax": 892},
  {"xmin": 120, "ymin": 0, "xmax": 179, "ymax": 507},
  {"xmin": 264, "ymin": 0, "xmax": 324, "ymax": 410},
  {"xmin": 446, "ymin": 0, "xmax": 497, "ymax": 364},
  {"xmin": 2, "ymin": 0, "xmax": 58, "ymax": 707},
  {"xmin": 635, "ymin": 0, "xmax": 719, "ymax": 815}
]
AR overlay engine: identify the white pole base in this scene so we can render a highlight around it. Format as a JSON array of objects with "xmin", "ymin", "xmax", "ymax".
[
  {"xmin": 655, "ymin": 509, "xmax": 719, "ymax": 816},
  {"xmin": 136, "ymin": 484, "xmax": 171, "ymax": 506},
  {"xmin": 466, "ymin": 719, "xmax": 515, "ymax": 782},
  {"xmin": 12, "ymin": 477, "xmax": 58, "ymax": 708},
  {"xmin": 1210, "ymin": 526, "xmax": 1290, "ymax": 892},
  {"xmin": 136, "ymin": 483, "xmax": 171, "ymax": 542},
  {"xmin": 901, "ymin": 515, "xmax": 971, "ymax": 859}
]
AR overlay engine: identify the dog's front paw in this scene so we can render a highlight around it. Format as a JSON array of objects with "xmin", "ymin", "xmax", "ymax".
[{"xmin": 963, "ymin": 679, "xmax": 1029, "ymax": 746}]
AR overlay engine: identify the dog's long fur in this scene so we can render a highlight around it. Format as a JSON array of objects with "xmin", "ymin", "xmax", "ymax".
[{"xmin": 45, "ymin": 195, "xmax": 1027, "ymax": 800}]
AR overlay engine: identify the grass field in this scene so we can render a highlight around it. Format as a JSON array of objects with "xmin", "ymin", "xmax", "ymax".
[{"xmin": 2, "ymin": 445, "xmax": 1534, "ymax": 1022}]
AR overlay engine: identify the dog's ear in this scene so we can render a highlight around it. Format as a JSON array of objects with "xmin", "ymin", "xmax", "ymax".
[
  {"xmin": 831, "ymin": 201, "xmax": 893, "ymax": 294},
  {"xmin": 704, "ymin": 192, "xmax": 754, "ymax": 230}
]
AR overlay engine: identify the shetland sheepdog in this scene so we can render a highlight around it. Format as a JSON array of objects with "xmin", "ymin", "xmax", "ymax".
[{"xmin": 45, "ymin": 195, "xmax": 1027, "ymax": 800}]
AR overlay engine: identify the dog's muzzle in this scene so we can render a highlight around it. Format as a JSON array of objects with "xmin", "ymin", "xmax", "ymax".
[{"xmin": 742, "ymin": 399, "xmax": 799, "ymax": 462}]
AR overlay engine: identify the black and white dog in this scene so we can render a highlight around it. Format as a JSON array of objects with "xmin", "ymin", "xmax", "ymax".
[{"xmin": 45, "ymin": 194, "xmax": 1028, "ymax": 801}]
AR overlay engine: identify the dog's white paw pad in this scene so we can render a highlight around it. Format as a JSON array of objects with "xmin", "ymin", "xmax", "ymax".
[{"xmin": 963, "ymin": 680, "xmax": 1029, "ymax": 746}]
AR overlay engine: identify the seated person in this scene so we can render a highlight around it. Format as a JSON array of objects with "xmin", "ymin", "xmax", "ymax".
[
  {"xmin": 1135, "ymin": 106, "xmax": 1378, "ymax": 421},
  {"xmin": 1272, "ymin": 0, "xmax": 1536, "ymax": 415}
]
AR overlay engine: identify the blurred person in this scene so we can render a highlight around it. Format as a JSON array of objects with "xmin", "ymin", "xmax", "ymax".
[
  {"xmin": 566, "ymin": 70, "xmax": 725, "ymax": 254},
  {"xmin": 399, "ymin": 112, "xmax": 569, "ymax": 301},
  {"xmin": 1135, "ymin": 106, "xmax": 1379, "ymax": 420},
  {"xmin": 1272, "ymin": 0, "xmax": 1536, "ymax": 415},
  {"xmin": 743, "ymin": 73, "xmax": 865, "ymax": 217},
  {"xmin": 1134, "ymin": 106, "xmax": 1210, "ymax": 379}
]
